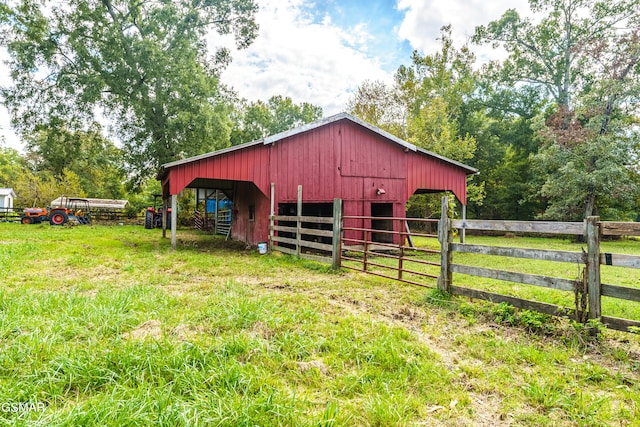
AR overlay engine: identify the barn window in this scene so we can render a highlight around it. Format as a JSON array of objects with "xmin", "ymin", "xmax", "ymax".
[{"xmin": 248, "ymin": 205, "xmax": 255, "ymax": 222}]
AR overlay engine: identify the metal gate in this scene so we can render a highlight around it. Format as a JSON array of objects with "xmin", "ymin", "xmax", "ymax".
[{"xmin": 340, "ymin": 215, "xmax": 441, "ymax": 287}]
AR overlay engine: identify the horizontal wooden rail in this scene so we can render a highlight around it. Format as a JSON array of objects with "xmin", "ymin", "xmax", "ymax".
[
  {"xmin": 271, "ymin": 235, "xmax": 332, "ymax": 252},
  {"xmin": 452, "ymin": 243, "xmax": 585, "ymax": 264},
  {"xmin": 600, "ymin": 253, "xmax": 640, "ymax": 268},
  {"xmin": 601, "ymin": 283, "xmax": 640, "ymax": 302},
  {"xmin": 272, "ymin": 225, "xmax": 334, "ymax": 238},
  {"xmin": 343, "ymin": 215, "xmax": 439, "ymax": 223},
  {"xmin": 449, "ymin": 285, "xmax": 576, "ymax": 318},
  {"xmin": 600, "ymin": 316, "xmax": 640, "ymax": 332},
  {"xmin": 600, "ymin": 222, "xmax": 640, "ymax": 237},
  {"xmin": 451, "ymin": 264, "xmax": 577, "ymax": 292},
  {"xmin": 451, "ymin": 219, "xmax": 585, "ymax": 235},
  {"xmin": 272, "ymin": 215, "xmax": 334, "ymax": 224}
]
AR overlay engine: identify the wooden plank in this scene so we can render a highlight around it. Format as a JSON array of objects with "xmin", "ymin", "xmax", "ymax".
[
  {"xmin": 601, "ymin": 284, "xmax": 640, "ymax": 302},
  {"xmin": 586, "ymin": 216, "xmax": 601, "ymax": 319},
  {"xmin": 449, "ymin": 285, "xmax": 576, "ymax": 318},
  {"xmin": 272, "ymin": 245, "xmax": 297, "ymax": 256},
  {"xmin": 273, "ymin": 225, "xmax": 297, "ymax": 234},
  {"xmin": 451, "ymin": 219, "xmax": 585, "ymax": 235},
  {"xmin": 600, "ymin": 253, "xmax": 640, "ymax": 269},
  {"xmin": 451, "ymin": 264, "xmax": 577, "ymax": 292},
  {"xmin": 600, "ymin": 222, "xmax": 640, "ymax": 236},
  {"xmin": 299, "ymin": 240, "xmax": 333, "ymax": 252},
  {"xmin": 274, "ymin": 215, "xmax": 334, "ymax": 224},
  {"xmin": 438, "ymin": 196, "xmax": 452, "ymax": 292},
  {"xmin": 272, "ymin": 236, "xmax": 297, "ymax": 246},
  {"xmin": 332, "ymin": 198, "xmax": 342, "ymax": 269},
  {"xmin": 601, "ymin": 316, "xmax": 640, "ymax": 332},
  {"xmin": 300, "ymin": 227, "xmax": 334, "ymax": 238},
  {"xmin": 451, "ymin": 243, "xmax": 585, "ymax": 264}
]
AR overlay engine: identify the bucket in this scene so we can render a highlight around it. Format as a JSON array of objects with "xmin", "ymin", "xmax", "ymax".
[{"xmin": 257, "ymin": 242, "xmax": 268, "ymax": 254}]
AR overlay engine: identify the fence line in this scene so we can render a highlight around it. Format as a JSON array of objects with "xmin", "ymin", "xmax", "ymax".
[{"xmin": 441, "ymin": 196, "xmax": 640, "ymax": 332}]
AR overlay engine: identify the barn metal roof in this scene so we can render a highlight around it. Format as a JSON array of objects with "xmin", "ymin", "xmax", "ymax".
[{"xmin": 160, "ymin": 112, "xmax": 478, "ymax": 175}]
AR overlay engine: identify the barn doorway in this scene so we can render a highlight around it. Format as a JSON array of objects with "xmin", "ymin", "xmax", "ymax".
[{"xmin": 371, "ymin": 202, "xmax": 394, "ymax": 243}]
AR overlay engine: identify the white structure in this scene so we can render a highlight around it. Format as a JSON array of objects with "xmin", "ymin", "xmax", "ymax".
[{"xmin": 0, "ymin": 188, "xmax": 16, "ymax": 211}]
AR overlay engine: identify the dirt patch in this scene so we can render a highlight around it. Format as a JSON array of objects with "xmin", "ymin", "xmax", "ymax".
[
  {"xmin": 296, "ymin": 360, "xmax": 329, "ymax": 375},
  {"xmin": 171, "ymin": 323, "xmax": 204, "ymax": 341},
  {"xmin": 123, "ymin": 320, "xmax": 163, "ymax": 340}
]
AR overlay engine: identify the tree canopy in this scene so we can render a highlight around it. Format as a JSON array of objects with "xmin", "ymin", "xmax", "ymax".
[{"xmin": 0, "ymin": 0, "xmax": 258, "ymax": 181}]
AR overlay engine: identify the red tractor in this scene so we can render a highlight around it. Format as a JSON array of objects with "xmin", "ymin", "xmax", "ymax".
[{"xmin": 144, "ymin": 194, "xmax": 172, "ymax": 229}]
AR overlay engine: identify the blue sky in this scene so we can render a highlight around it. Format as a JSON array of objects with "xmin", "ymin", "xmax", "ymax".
[{"xmin": 0, "ymin": 0, "xmax": 531, "ymax": 150}]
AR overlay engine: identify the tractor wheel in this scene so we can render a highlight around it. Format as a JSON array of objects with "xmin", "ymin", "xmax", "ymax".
[
  {"xmin": 144, "ymin": 210, "xmax": 154, "ymax": 229},
  {"xmin": 49, "ymin": 211, "xmax": 68, "ymax": 226},
  {"xmin": 21, "ymin": 216, "xmax": 32, "ymax": 225}
]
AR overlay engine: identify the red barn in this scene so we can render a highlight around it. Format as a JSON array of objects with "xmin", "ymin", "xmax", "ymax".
[{"xmin": 158, "ymin": 113, "xmax": 477, "ymax": 246}]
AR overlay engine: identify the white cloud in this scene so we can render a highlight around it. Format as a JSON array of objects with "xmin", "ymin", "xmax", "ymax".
[
  {"xmin": 396, "ymin": 0, "xmax": 530, "ymax": 64},
  {"xmin": 216, "ymin": 0, "xmax": 392, "ymax": 116},
  {"xmin": 0, "ymin": 49, "xmax": 22, "ymax": 152}
]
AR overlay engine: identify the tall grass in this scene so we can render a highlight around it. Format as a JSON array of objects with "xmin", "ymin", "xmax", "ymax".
[{"xmin": 0, "ymin": 223, "xmax": 638, "ymax": 426}]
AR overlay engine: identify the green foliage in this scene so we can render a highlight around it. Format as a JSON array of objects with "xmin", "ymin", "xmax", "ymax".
[
  {"xmin": 0, "ymin": 145, "xmax": 25, "ymax": 187},
  {"xmin": 13, "ymin": 168, "xmax": 85, "ymax": 208},
  {"xmin": 474, "ymin": 0, "xmax": 640, "ymax": 220},
  {"xmin": 0, "ymin": 0, "xmax": 259, "ymax": 181},
  {"xmin": 230, "ymin": 96, "xmax": 322, "ymax": 145},
  {"xmin": 24, "ymin": 124, "xmax": 126, "ymax": 199}
]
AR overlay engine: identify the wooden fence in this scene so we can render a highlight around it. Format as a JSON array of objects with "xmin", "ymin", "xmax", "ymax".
[
  {"xmin": 269, "ymin": 197, "xmax": 342, "ymax": 268},
  {"xmin": 438, "ymin": 196, "xmax": 640, "ymax": 332}
]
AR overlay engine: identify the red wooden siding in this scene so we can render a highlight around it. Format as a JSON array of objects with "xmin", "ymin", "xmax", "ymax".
[
  {"xmin": 165, "ymin": 143, "xmax": 271, "ymax": 196},
  {"xmin": 160, "ymin": 114, "xmax": 474, "ymax": 245}
]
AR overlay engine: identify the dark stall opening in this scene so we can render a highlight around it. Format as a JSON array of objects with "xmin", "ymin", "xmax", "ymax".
[{"xmin": 371, "ymin": 202, "xmax": 394, "ymax": 243}]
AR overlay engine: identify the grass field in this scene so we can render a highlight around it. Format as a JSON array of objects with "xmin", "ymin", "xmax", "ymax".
[{"xmin": 1, "ymin": 223, "xmax": 639, "ymax": 426}]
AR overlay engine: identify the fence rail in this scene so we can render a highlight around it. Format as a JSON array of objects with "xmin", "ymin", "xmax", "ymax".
[
  {"xmin": 340, "ymin": 215, "xmax": 440, "ymax": 288},
  {"xmin": 441, "ymin": 197, "xmax": 640, "ymax": 332}
]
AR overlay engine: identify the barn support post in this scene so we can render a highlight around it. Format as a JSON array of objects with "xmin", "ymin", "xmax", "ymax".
[
  {"xmin": 269, "ymin": 183, "xmax": 275, "ymax": 251},
  {"xmin": 460, "ymin": 203, "xmax": 467, "ymax": 244},
  {"xmin": 296, "ymin": 185, "xmax": 302, "ymax": 257},
  {"xmin": 171, "ymin": 194, "xmax": 177, "ymax": 250},
  {"xmin": 332, "ymin": 198, "xmax": 342, "ymax": 269},
  {"xmin": 438, "ymin": 196, "xmax": 452, "ymax": 292},
  {"xmin": 162, "ymin": 198, "xmax": 167, "ymax": 238},
  {"xmin": 586, "ymin": 216, "xmax": 602, "ymax": 319},
  {"xmin": 214, "ymin": 190, "xmax": 219, "ymax": 234}
]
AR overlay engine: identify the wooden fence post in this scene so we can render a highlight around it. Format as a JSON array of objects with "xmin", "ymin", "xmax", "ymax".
[
  {"xmin": 296, "ymin": 185, "xmax": 302, "ymax": 257},
  {"xmin": 269, "ymin": 183, "xmax": 275, "ymax": 251},
  {"xmin": 586, "ymin": 216, "xmax": 601, "ymax": 319},
  {"xmin": 332, "ymin": 198, "xmax": 342, "ymax": 269},
  {"xmin": 438, "ymin": 196, "xmax": 452, "ymax": 292}
]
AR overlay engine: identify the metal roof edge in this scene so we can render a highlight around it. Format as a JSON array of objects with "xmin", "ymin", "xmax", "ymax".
[
  {"xmin": 262, "ymin": 112, "xmax": 418, "ymax": 153},
  {"xmin": 415, "ymin": 147, "xmax": 479, "ymax": 175},
  {"xmin": 160, "ymin": 139, "xmax": 265, "ymax": 169}
]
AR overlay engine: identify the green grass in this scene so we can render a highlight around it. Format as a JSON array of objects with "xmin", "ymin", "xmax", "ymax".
[{"xmin": 1, "ymin": 223, "xmax": 639, "ymax": 426}]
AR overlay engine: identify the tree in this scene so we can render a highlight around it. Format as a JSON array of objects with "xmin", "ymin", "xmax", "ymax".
[
  {"xmin": 346, "ymin": 80, "xmax": 407, "ymax": 138},
  {"xmin": 0, "ymin": 145, "xmax": 26, "ymax": 188},
  {"xmin": 474, "ymin": 0, "xmax": 640, "ymax": 219},
  {"xmin": 24, "ymin": 124, "xmax": 127, "ymax": 198},
  {"xmin": 0, "ymin": 0, "xmax": 258, "ymax": 181},
  {"xmin": 230, "ymin": 96, "xmax": 323, "ymax": 145}
]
